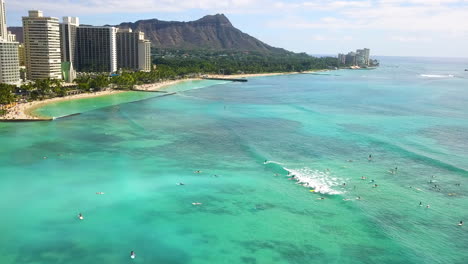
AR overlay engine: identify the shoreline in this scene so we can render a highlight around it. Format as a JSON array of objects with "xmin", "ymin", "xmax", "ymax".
[
  {"xmin": 132, "ymin": 78, "xmax": 198, "ymax": 91},
  {"xmin": 0, "ymin": 90, "xmax": 125, "ymax": 121},
  {"xmin": 0, "ymin": 70, "xmax": 329, "ymax": 121}
]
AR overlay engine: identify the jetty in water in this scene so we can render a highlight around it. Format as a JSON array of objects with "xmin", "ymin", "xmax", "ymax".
[{"xmin": 202, "ymin": 77, "xmax": 248, "ymax": 82}]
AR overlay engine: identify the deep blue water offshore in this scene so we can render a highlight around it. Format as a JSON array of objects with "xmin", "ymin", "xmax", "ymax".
[{"xmin": 1, "ymin": 57, "xmax": 468, "ymax": 264}]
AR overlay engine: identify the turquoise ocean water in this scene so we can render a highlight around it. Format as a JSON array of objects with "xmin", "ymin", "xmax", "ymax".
[{"xmin": 0, "ymin": 57, "xmax": 467, "ymax": 263}]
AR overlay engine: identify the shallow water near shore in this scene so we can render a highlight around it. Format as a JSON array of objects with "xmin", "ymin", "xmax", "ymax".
[{"xmin": 1, "ymin": 57, "xmax": 468, "ymax": 264}]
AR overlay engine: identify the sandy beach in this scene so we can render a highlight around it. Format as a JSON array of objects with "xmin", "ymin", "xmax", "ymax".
[
  {"xmin": 0, "ymin": 90, "xmax": 124, "ymax": 120},
  {"xmin": 132, "ymin": 79, "xmax": 198, "ymax": 91}
]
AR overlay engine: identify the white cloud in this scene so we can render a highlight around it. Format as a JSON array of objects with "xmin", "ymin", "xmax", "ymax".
[{"xmin": 6, "ymin": 0, "xmax": 468, "ymax": 56}]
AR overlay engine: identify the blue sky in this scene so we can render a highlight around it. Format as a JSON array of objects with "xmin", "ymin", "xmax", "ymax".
[{"xmin": 5, "ymin": 0, "xmax": 468, "ymax": 57}]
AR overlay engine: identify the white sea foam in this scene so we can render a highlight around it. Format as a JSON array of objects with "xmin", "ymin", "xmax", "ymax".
[
  {"xmin": 284, "ymin": 167, "xmax": 344, "ymax": 195},
  {"xmin": 420, "ymin": 74, "xmax": 454, "ymax": 78},
  {"xmin": 264, "ymin": 160, "xmax": 284, "ymax": 165}
]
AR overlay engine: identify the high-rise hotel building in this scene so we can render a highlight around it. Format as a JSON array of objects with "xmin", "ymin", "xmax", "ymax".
[
  {"xmin": 0, "ymin": 0, "xmax": 20, "ymax": 85},
  {"xmin": 0, "ymin": 0, "xmax": 7, "ymax": 40},
  {"xmin": 0, "ymin": 40, "xmax": 20, "ymax": 85},
  {"xmin": 76, "ymin": 26, "xmax": 117, "ymax": 73},
  {"xmin": 22, "ymin": 10, "xmax": 62, "ymax": 80},
  {"xmin": 60, "ymin": 17, "xmax": 79, "ymax": 82},
  {"xmin": 116, "ymin": 28, "xmax": 151, "ymax": 72}
]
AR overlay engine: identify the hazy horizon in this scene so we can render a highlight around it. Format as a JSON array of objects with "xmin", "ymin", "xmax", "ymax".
[{"xmin": 5, "ymin": 0, "xmax": 468, "ymax": 58}]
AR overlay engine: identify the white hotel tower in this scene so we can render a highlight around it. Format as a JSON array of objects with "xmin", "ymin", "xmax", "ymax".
[
  {"xmin": 0, "ymin": 0, "xmax": 20, "ymax": 85},
  {"xmin": 22, "ymin": 10, "xmax": 62, "ymax": 81}
]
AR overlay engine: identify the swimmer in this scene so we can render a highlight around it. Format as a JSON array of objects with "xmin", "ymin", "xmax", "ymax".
[
  {"xmin": 459, "ymin": 221, "xmax": 463, "ymax": 226},
  {"xmin": 130, "ymin": 251, "xmax": 136, "ymax": 259},
  {"xmin": 78, "ymin": 213, "xmax": 84, "ymax": 220}
]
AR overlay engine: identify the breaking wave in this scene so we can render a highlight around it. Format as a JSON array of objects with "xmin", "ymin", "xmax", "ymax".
[
  {"xmin": 284, "ymin": 167, "xmax": 344, "ymax": 195},
  {"xmin": 420, "ymin": 74, "xmax": 454, "ymax": 78}
]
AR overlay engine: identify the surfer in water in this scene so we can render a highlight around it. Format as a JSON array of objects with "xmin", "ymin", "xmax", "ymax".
[
  {"xmin": 361, "ymin": 176, "xmax": 367, "ymax": 180},
  {"xmin": 178, "ymin": 182, "xmax": 185, "ymax": 186},
  {"xmin": 419, "ymin": 202, "xmax": 422, "ymax": 206},
  {"xmin": 264, "ymin": 160, "xmax": 268, "ymax": 164},
  {"xmin": 368, "ymin": 154, "xmax": 372, "ymax": 161},
  {"xmin": 459, "ymin": 221, "xmax": 463, "ymax": 226},
  {"xmin": 78, "ymin": 213, "xmax": 84, "ymax": 220},
  {"xmin": 130, "ymin": 251, "xmax": 136, "ymax": 259},
  {"xmin": 194, "ymin": 170, "xmax": 201, "ymax": 174}
]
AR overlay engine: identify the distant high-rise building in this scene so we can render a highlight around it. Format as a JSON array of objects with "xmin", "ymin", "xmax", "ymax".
[
  {"xmin": 76, "ymin": 26, "xmax": 117, "ymax": 73},
  {"xmin": 18, "ymin": 44, "xmax": 25, "ymax": 66},
  {"xmin": 60, "ymin": 16, "xmax": 79, "ymax": 82},
  {"xmin": 345, "ymin": 52, "xmax": 356, "ymax": 66},
  {"xmin": 363, "ymin": 48, "xmax": 370, "ymax": 66},
  {"xmin": 6, "ymin": 31, "xmax": 15, "ymax": 42},
  {"xmin": 22, "ymin": 10, "xmax": 62, "ymax": 80},
  {"xmin": 0, "ymin": 0, "xmax": 7, "ymax": 41},
  {"xmin": 116, "ymin": 29, "xmax": 151, "ymax": 72},
  {"xmin": 337, "ymin": 53, "xmax": 346, "ymax": 65},
  {"xmin": 356, "ymin": 48, "xmax": 371, "ymax": 66},
  {"xmin": 138, "ymin": 38, "xmax": 151, "ymax": 72}
]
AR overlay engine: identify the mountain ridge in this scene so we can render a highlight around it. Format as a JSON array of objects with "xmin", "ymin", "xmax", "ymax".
[{"xmin": 116, "ymin": 14, "xmax": 288, "ymax": 53}]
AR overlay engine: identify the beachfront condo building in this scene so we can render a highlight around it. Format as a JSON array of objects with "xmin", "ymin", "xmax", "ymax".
[
  {"xmin": 138, "ymin": 38, "xmax": 152, "ymax": 72},
  {"xmin": 0, "ymin": 40, "xmax": 20, "ymax": 85},
  {"xmin": 22, "ymin": 10, "xmax": 62, "ymax": 81},
  {"xmin": 338, "ymin": 48, "xmax": 372, "ymax": 67},
  {"xmin": 75, "ymin": 26, "xmax": 117, "ymax": 73},
  {"xmin": 116, "ymin": 29, "xmax": 151, "ymax": 72},
  {"xmin": 60, "ymin": 17, "xmax": 79, "ymax": 82},
  {"xmin": 356, "ymin": 48, "xmax": 370, "ymax": 66}
]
